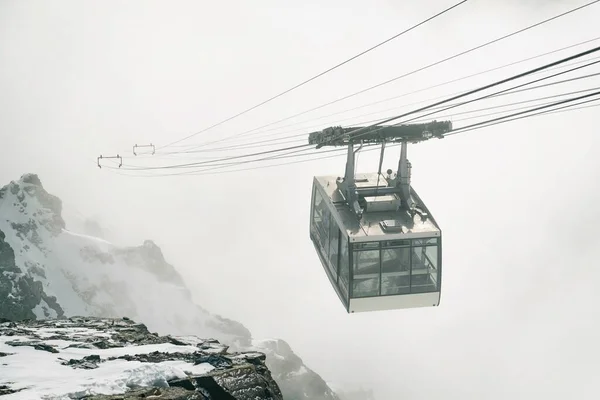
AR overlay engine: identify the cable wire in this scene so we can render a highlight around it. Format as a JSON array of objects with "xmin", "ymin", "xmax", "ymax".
[
  {"xmin": 107, "ymin": 88, "xmax": 600, "ymax": 176},
  {"xmin": 108, "ymin": 97, "xmax": 600, "ymax": 178},
  {"xmin": 150, "ymin": 80, "xmax": 600, "ymax": 162},
  {"xmin": 190, "ymin": 0, "xmax": 600, "ymax": 150},
  {"xmin": 156, "ymin": 0, "xmax": 469, "ymax": 150},
  {"xmin": 110, "ymin": 49, "xmax": 600, "ymax": 172},
  {"xmin": 146, "ymin": 37, "xmax": 600, "ymax": 156},
  {"xmin": 341, "ymin": 47, "xmax": 600, "ymax": 142},
  {"xmin": 157, "ymin": 67, "xmax": 600, "ymax": 156}
]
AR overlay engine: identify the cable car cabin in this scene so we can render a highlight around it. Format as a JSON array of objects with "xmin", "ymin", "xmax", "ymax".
[
  {"xmin": 310, "ymin": 174, "xmax": 441, "ymax": 313},
  {"xmin": 307, "ymin": 121, "xmax": 450, "ymax": 313}
]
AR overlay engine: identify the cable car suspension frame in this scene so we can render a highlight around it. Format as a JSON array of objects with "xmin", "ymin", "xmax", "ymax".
[{"xmin": 308, "ymin": 120, "xmax": 452, "ymax": 222}]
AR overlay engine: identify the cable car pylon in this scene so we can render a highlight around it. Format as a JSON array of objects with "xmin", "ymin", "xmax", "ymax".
[{"xmin": 308, "ymin": 120, "xmax": 451, "ymax": 313}]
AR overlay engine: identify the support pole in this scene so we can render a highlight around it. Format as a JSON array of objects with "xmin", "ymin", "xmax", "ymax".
[
  {"xmin": 337, "ymin": 143, "xmax": 363, "ymax": 219},
  {"xmin": 397, "ymin": 140, "xmax": 416, "ymax": 212}
]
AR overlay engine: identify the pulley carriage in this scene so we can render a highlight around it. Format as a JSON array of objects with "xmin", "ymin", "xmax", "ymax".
[{"xmin": 308, "ymin": 121, "xmax": 451, "ymax": 313}]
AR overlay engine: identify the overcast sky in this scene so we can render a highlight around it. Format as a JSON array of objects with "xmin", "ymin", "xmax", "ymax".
[{"xmin": 2, "ymin": 0, "xmax": 600, "ymax": 398}]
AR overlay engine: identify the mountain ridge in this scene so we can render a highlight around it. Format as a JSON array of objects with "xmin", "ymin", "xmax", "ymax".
[{"xmin": 0, "ymin": 173, "xmax": 339, "ymax": 400}]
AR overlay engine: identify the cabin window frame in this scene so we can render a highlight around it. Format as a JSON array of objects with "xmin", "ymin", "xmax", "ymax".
[
  {"xmin": 338, "ymin": 233, "xmax": 350, "ymax": 301},
  {"xmin": 349, "ymin": 237, "xmax": 440, "ymax": 299},
  {"xmin": 310, "ymin": 186, "xmax": 330, "ymax": 259}
]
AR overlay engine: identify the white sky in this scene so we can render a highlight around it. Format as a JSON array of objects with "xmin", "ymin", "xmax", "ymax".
[{"xmin": 1, "ymin": 0, "xmax": 600, "ymax": 399}]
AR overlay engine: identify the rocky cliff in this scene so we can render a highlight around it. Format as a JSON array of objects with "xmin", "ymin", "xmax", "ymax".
[
  {"xmin": 0, "ymin": 316, "xmax": 282, "ymax": 399},
  {"xmin": 0, "ymin": 173, "xmax": 340, "ymax": 400}
]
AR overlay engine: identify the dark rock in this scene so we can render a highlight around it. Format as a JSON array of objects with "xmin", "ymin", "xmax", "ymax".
[
  {"xmin": 91, "ymin": 340, "xmax": 119, "ymax": 349},
  {"xmin": 82, "ymin": 387, "xmax": 204, "ymax": 399},
  {"xmin": 110, "ymin": 351, "xmax": 191, "ymax": 364},
  {"xmin": 34, "ymin": 343, "xmax": 59, "ymax": 353},
  {"xmin": 190, "ymin": 376, "xmax": 236, "ymax": 400},
  {"xmin": 0, "ymin": 384, "xmax": 22, "ymax": 395},
  {"xmin": 243, "ymin": 352, "xmax": 267, "ymax": 366},
  {"xmin": 168, "ymin": 379, "xmax": 197, "ymax": 391},
  {"xmin": 65, "ymin": 342, "xmax": 96, "ymax": 349},
  {"xmin": 4, "ymin": 340, "xmax": 59, "ymax": 353},
  {"xmin": 0, "ymin": 229, "xmax": 64, "ymax": 322},
  {"xmin": 5, "ymin": 340, "xmax": 39, "ymax": 347},
  {"xmin": 208, "ymin": 365, "xmax": 283, "ymax": 400},
  {"xmin": 168, "ymin": 336, "xmax": 191, "ymax": 346},
  {"xmin": 194, "ymin": 354, "xmax": 233, "ymax": 369},
  {"xmin": 61, "ymin": 354, "xmax": 103, "ymax": 369}
]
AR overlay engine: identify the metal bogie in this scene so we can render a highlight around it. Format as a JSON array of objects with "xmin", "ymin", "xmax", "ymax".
[{"xmin": 308, "ymin": 121, "xmax": 452, "ymax": 148}]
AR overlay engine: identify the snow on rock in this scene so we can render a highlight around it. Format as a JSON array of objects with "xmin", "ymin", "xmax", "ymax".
[
  {"xmin": 0, "ymin": 173, "xmax": 340, "ymax": 400},
  {"xmin": 0, "ymin": 316, "xmax": 283, "ymax": 399}
]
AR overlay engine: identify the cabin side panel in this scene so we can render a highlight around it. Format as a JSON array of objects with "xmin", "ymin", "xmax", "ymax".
[{"xmin": 310, "ymin": 179, "xmax": 351, "ymax": 311}]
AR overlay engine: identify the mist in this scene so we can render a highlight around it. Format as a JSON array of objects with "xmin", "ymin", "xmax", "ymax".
[{"xmin": 1, "ymin": 0, "xmax": 599, "ymax": 398}]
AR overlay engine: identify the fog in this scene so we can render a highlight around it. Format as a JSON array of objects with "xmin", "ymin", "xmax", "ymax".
[{"xmin": 1, "ymin": 0, "xmax": 599, "ymax": 398}]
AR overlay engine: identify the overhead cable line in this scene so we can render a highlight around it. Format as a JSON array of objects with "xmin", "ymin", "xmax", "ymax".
[
  {"xmin": 223, "ymin": 47, "xmax": 600, "ymax": 162},
  {"xmin": 445, "ymin": 90, "xmax": 600, "ymax": 136},
  {"xmin": 340, "ymin": 46, "xmax": 600, "ymax": 142},
  {"xmin": 156, "ymin": 0, "xmax": 469, "ymax": 151},
  {"xmin": 151, "ymin": 65, "xmax": 600, "ymax": 165},
  {"xmin": 191, "ymin": 39, "xmax": 600, "ymax": 150},
  {"xmin": 157, "ymin": 67, "xmax": 600, "ymax": 156},
  {"xmin": 316, "ymin": 85, "xmax": 600, "ymax": 133},
  {"xmin": 190, "ymin": 94, "xmax": 600, "ymax": 172},
  {"xmin": 152, "ymin": 82, "xmax": 600, "ymax": 160},
  {"xmin": 112, "ymin": 84, "xmax": 600, "ymax": 173},
  {"xmin": 156, "ymin": 50, "xmax": 600, "ymax": 155},
  {"xmin": 147, "ymin": 90, "xmax": 600, "ymax": 171},
  {"xmin": 109, "ymin": 98, "xmax": 600, "ymax": 178},
  {"xmin": 191, "ymin": 0, "xmax": 600, "ymax": 150},
  {"xmin": 115, "ymin": 46, "xmax": 600, "ymax": 171}
]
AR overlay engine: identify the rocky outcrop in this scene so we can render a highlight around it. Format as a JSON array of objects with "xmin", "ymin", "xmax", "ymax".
[
  {"xmin": 0, "ymin": 173, "xmax": 65, "ymax": 235},
  {"xmin": 0, "ymin": 316, "xmax": 283, "ymax": 399},
  {"xmin": 0, "ymin": 229, "xmax": 64, "ymax": 321}
]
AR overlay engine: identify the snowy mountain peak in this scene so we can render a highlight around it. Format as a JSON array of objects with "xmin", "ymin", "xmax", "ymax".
[{"xmin": 0, "ymin": 173, "xmax": 65, "ymax": 237}]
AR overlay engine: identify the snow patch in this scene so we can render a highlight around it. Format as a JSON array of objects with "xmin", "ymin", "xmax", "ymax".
[{"xmin": 0, "ymin": 334, "xmax": 215, "ymax": 399}]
